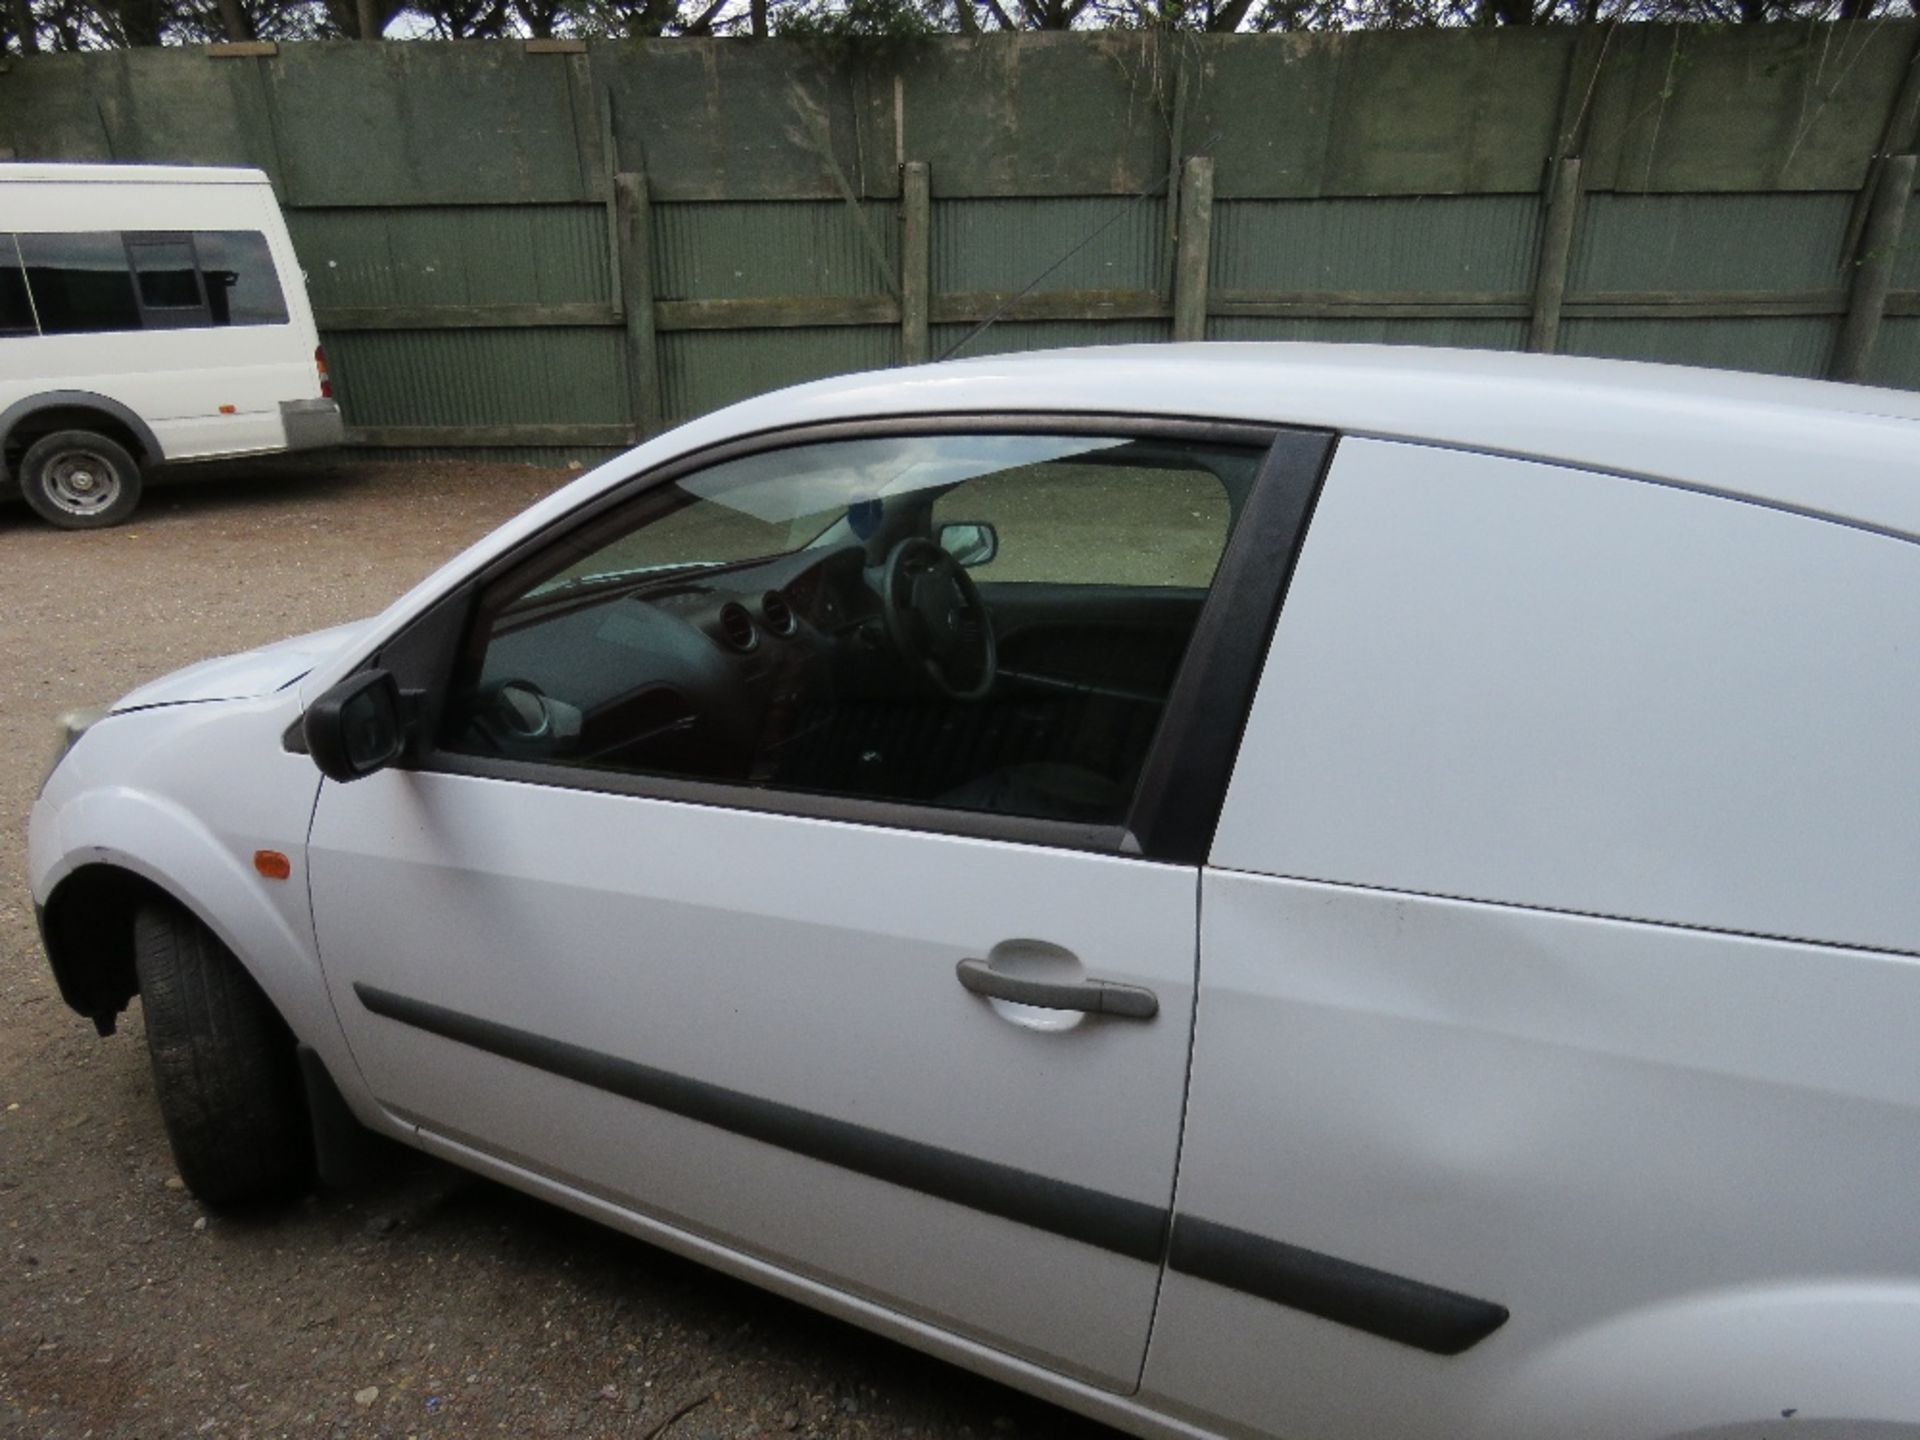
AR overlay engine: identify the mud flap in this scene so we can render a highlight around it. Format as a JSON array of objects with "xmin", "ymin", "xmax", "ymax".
[{"xmin": 296, "ymin": 1044, "xmax": 396, "ymax": 1188}]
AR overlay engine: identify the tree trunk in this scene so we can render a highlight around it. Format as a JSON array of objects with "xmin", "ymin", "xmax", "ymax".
[
  {"xmin": 1208, "ymin": 0, "xmax": 1255, "ymax": 29},
  {"xmin": 214, "ymin": 0, "xmax": 254, "ymax": 38},
  {"xmin": 10, "ymin": 0, "xmax": 39, "ymax": 52},
  {"xmin": 356, "ymin": 0, "xmax": 380, "ymax": 36},
  {"xmin": 120, "ymin": 0, "xmax": 168, "ymax": 46}
]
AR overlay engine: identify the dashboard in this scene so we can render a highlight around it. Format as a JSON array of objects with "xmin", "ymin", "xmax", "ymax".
[{"xmin": 455, "ymin": 542, "xmax": 887, "ymax": 780}]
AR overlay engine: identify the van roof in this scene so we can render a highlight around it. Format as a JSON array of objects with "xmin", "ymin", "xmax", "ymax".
[
  {"xmin": 666, "ymin": 342, "xmax": 1920, "ymax": 542},
  {"xmin": 0, "ymin": 163, "xmax": 272, "ymax": 186}
]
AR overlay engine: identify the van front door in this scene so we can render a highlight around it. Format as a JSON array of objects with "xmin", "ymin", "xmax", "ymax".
[{"xmin": 307, "ymin": 422, "xmax": 1323, "ymax": 1388}]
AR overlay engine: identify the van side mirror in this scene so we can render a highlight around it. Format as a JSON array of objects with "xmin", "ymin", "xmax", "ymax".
[
  {"xmin": 304, "ymin": 670, "xmax": 406, "ymax": 783},
  {"xmin": 937, "ymin": 521, "xmax": 998, "ymax": 568}
]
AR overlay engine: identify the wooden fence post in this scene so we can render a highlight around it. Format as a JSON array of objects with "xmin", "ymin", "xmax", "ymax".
[
  {"xmin": 615, "ymin": 171, "xmax": 664, "ymax": 440},
  {"xmin": 901, "ymin": 161, "xmax": 931, "ymax": 365},
  {"xmin": 598, "ymin": 89, "xmax": 623, "ymax": 323},
  {"xmin": 1550, "ymin": 25, "xmax": 1613, "ymax": 167},
  {"xmin": 1160, "ymin": 56, "xmax": 1191, "ymax": 298},
  {"xmin": 1528, "ymin": 157, "xmax": 1583, "ymax": 354},
  {"xmin": 1172, "ymin": 156, "xmax": 1214, "ymax": 344},
  {"xmin": 1841, "ymin": 34, "xmax": 1920, "ymax": 268},
  {"xmin": 1830, "ymin": 153, "xmax": 1916, "ymax": 385}
]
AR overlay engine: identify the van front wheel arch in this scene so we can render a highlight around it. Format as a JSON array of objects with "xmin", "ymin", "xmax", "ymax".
[{"xmin": 19, "ymin": 429, "xmax": 144, "ymax": 529}]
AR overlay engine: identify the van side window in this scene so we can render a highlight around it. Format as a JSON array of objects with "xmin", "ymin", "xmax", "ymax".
[
  {"xmin": 127, "ymin": 236, "xmax": 211, "ymax": 328},
  {"xmin": 9, "ymin": 230, "xmax": 288, "ymax": 335},
  {"xmin": 16, "ymin": 232, "xmax": 140, "ymax": 335},
  {"xmin": 194, "ymin": 231, "xmax": 289, "ymax": 327},
  {"xmin": 0, "ymin": 236, "xmax": 34, "ymax": 337}
]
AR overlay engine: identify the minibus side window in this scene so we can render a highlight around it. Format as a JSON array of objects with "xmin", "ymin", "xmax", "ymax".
[
  {"xmin": 16, "ymin": 233, "xmax": 141, "ymax": 335},
  {"xmin": 127, "ymin": 235, "xmax": 212, "ymax": 329},
  {"xmin": 10, "ymin": 231, "xmax": 289, "ymax": 334},
  {"xmin": 194, "ymin": 231, "xmax": 290, "ymax": 327},
  {"xmin": 0, "ymin": 235, "xmax": 34, "ymax": 336}
]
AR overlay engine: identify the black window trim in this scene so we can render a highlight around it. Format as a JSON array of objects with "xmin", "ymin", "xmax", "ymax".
[
  {"xmin": 0, "ymin": 232, "xmax": 40, "ymax": 337},
  {"xmin": 381, "ymin": 411, "xmax": 1336, "ymax": 864},
  {"xmin": 1127, "ymin": 426, "xmax": 1337, "ymax": 863},
  {"xmin": 427, "ymin": 747, "xmax": 1133, "ymax": 854}
]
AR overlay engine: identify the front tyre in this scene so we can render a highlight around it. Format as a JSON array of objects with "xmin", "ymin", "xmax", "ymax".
[
  {"xmin": 19, "ymin": 430, "xmax": 144, "ymax": 530},
  {"xmin": 133, "ymin": 903, "xmax": 313, "ymax": 1207}
]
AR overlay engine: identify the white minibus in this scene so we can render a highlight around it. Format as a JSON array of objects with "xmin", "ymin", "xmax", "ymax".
[{"xmin": 1, "ymin": 163, "xmax": 341, "ymax": 529}]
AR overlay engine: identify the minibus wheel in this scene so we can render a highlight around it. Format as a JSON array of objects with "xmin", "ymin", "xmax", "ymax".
[{"xmin": 19, "ymin": 430, "xmax": 144, "ymax": 530}]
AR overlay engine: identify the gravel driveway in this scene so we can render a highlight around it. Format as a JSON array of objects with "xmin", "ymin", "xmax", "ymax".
[{"xmin": 0, "ymin": 457, "xmax": 1122, "ymax": 1440}]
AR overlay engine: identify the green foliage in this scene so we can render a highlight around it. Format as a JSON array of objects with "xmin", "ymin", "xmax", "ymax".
[
  {"xmin": 3, "ymin": 0, "xmax": 1915, "ymax": 53},
  {"xmin": 774, "ymin": 0, "xmax": 940, "ymax": 47}
]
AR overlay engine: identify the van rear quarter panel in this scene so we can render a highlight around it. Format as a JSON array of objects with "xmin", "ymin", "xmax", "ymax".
[
  {"xmin": 0, "ymin": 174, "xmax": 320, "ymax": 460},
  {"xmin": 1151, "ymin": 439, "xmax": 1920, "ymax": 1439},
  {"xmin": 1214, "ymin": 436, "xmax": 1920, "ymax": 954}
]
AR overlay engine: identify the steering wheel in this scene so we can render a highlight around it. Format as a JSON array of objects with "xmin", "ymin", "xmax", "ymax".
[
  {"xmin": 480, "ymin": 679, "xmax": 555, "ymax": 742},
  {"xmin": 469, "ymin": 678, "xmax": 582, "ymax": 756},
  {"xmin": 879, "ymin": 536, "xmax": 997, "ymax": 702}
]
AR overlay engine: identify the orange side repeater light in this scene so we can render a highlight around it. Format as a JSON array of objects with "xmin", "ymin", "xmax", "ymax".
[
  {"xmin": 218, "ymin": 404, "xmax": 237, "ymax": 415},
  {"xmin": 254, "ymin": 850, "xmax": 291, "ymax": 881}
]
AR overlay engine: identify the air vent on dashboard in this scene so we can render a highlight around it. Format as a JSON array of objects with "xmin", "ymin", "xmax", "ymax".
[
  {"xmin": 717, "ymin": 602, "xmax": 759, "ymax": 652},
  {"xmin": 761, "ymin": 591, "xmax": 797, "ymax": 637}
]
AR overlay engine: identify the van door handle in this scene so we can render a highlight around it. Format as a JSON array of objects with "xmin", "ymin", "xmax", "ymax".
[{"xmin": 955, "ymin": 957, "xmax": 1159, "ymax": 1020}]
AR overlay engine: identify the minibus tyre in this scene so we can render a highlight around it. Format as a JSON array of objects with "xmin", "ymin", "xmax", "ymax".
[
  {"xmin": 133, "ymin": 902, "xmax": 313, "ymax": 1207},
  {"xmin": 19, "ymin": 430, "xmax": 144, "ymax": 530}
]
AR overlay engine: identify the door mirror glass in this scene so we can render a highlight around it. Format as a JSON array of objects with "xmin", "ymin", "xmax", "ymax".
[
  {"xmin": 305, "ymin": 670, "xmax": 405, "ymax": 783},
  {"xmin": 937, "ymin": 521, "xmax": 998, "ymax": 568}
]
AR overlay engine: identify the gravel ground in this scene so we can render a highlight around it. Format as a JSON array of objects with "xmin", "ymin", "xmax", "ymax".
[{"xmin": 0, "ymin": 458, "xmax": 1121, "ymax": 1440}]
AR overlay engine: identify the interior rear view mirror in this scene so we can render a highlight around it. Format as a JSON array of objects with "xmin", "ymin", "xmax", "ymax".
[{"xmin": 938, "ymin": 521, "xmax": 998, "ymax": 568}]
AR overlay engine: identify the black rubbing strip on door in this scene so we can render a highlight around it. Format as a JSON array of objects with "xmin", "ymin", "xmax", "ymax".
[
  {"xmin": 356, "ymin": 981, "xmax": 1511, "ymax": 1355},
  {"xmin": 1167, "ymin": 1215, "xmax": 1509, "ymax": 1355}
]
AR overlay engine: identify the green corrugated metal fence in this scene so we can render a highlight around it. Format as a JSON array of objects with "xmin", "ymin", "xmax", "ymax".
[{"xmin": 2, "ymin": 25, "xmax": 1918, "ymax": 452}]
